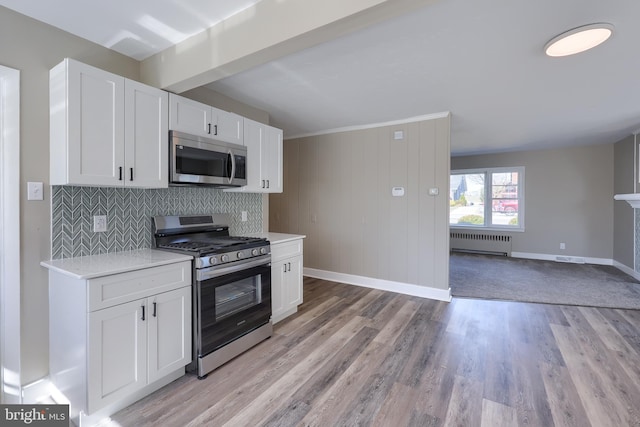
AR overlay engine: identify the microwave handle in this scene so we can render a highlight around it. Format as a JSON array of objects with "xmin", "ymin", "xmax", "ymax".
[{"xmin": 228, "ymin": 150, "xmax": 236, "ymax": 183}]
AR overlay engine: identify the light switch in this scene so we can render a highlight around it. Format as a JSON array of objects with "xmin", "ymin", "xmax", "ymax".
[{"xmin": 27, "ymin": 182, "xmax": 44, "ymax": 201}]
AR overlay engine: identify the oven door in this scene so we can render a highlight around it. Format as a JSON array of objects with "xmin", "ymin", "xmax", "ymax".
[{"xmin": 196, "ymin": 262, "xmax": 271, "ymax": 358}]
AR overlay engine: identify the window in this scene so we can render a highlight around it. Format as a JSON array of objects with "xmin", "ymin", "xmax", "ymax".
[{"xmin": 450, "ymin": 167, "xmax": 524, "ymax": 230}]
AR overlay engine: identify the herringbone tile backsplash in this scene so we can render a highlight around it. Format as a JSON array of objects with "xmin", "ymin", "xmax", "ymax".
[{"xmin": 51, "ymin": 186, "xmax": 263, "ymax": 259}]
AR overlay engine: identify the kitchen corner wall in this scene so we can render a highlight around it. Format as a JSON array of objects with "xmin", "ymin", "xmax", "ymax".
[
  {"xmin": 270, "ymin": 115, "xmax": 451, "ymax": 291},
  {"xmin": 51, "ymin": 186, "xmax": 262, "ymax": 259}
]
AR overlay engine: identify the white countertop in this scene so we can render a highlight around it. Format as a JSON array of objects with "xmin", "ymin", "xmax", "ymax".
[
  {"xmin": 41, "ymin": 249, "xmax": 193, "ymax": 280},
  {"xmin": 246, "ymin": 232, "xmax": 306, "ymax": 245}
]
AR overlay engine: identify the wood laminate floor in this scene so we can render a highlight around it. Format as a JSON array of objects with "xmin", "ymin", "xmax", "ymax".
[{"xmin": 111, "ymin": 278, "xmax": 640, "ymax": 427}]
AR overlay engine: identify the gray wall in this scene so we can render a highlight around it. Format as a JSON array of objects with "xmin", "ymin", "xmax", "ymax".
[
  {"xmin": 452, "ymin": 144, "xmax": 614, "ymax": 259},
  {"xmin": 613, "ymin": 135, "xmax": 635, "ymax": 269},
  {"xmin": 270, "ymin": 115, "xmax": 450, "ymax": 290}
]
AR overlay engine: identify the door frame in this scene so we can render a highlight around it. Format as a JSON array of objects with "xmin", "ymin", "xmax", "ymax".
[{"xmin": 0, "ymin": 64, "xmax": 21, "ymax": 404}]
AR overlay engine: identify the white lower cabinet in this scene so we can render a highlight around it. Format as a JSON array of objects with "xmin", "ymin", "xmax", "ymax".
[
  {"xmin": 48, "ymin": 261, "xmax": 192, "ymax": 426},
  {"xmin": 271, "ymin": 238, "xmax": 304, "ymax": 323},
  {"xmin": 87, "ymin": 287, "xmax": 190, "ymax": 413},
  {"xmin": 88, "ymin": 299, "xmax": 147, "ymax": 413}
]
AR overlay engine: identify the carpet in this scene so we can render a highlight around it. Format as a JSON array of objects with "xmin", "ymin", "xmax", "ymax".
[{"xmin": 449, "ymin": 252, "xmax": 640, "ymax": 309}]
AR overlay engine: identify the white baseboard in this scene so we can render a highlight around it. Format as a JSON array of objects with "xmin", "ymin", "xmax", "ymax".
[
  {"xmin": 511, "ymin": 252, "xmax": 640, "ymax": 280},
  {"xmin": 303, "ymin": 268, "xmax": 452, "ymax": 302},
  {"xmin": 511, "ymin": 252, "xmax": 613, "ymax": 266},
  {"xmin": 612, "ymin": 260, "xmax": 640, "ymax": 281}
]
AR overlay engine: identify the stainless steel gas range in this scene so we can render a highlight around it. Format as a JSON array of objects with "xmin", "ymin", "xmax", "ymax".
[{"xmin": 152, "ymin": 214, "xmax": 272, "ymax": 379}]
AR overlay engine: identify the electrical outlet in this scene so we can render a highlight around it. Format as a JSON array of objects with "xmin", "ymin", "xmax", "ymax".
[
  {"xmin": 560, "ymin": 242, "xmax": 566, "ymax": 250},
  {"xmin": 93, "ymin": 215, "xmax": 107, "ymax": 232},
  {"xmin": 241, "ymin": 211, "xmax": 248, "ymax": 222}
]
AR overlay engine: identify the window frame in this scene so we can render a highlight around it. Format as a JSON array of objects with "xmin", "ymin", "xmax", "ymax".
[{"xmin": 450, "ymin": 166, "xmax": 525, "ymax": 232}]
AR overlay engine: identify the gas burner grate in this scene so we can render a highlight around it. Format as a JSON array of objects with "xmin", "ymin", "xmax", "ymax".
[{"xmin": 158, "ymin": 241, "xmax": 221, "ymax": 252}]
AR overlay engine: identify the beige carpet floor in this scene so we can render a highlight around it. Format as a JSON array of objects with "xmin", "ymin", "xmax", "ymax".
[{"xmin": 449, "ymin": 252, "xmax": 640, "ymax": 309}]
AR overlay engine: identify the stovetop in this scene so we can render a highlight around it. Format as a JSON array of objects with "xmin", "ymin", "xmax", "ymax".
[
  {"xmin": 152, "ymin": 214, "xmax": 270, "ymax": 269},
  {"xmin": 157, "ymin": 236, "xmax": 268, "ymax": 256}
]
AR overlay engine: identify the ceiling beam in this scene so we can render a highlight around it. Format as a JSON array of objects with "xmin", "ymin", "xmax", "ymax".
[{"xmin": 140, "ymin": 0, "xmax": 435, "ymax": 93}]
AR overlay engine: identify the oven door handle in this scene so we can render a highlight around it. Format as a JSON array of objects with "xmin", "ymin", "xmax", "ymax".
[{"xmin": 197, "ymin": 255, "xmax": 271, "ymax": 281}]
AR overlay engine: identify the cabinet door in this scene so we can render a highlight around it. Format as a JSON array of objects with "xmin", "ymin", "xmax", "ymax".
[
  {"xmin": 66, "ymin": 59, "xmax": 125, "ymax": 186},
  {"xmin": 241, "ymin": 118, "xmax": 266, "ymax": 192},
  {"xmin": 284, "ymin": 256, "xmax": 303, "ymax": 308},
  {"xmin": 88, "ymin": 300, "xmax": 147, "ymax": 414},
  {"xmin": 271, "ymin": 259, "xmax": 287, "ymax": 322},
  {"xmin": 148, "ymin": 287, "xmax": 192, "ymax": 383},
  {"xmin": 264, "ymin": 125, "xmax": 283, "ymax": 193},
  {"xmin": 229, "ymin": 118, "xmax": 284, "ymax": 193},
  {"xmin": 169, "ymin": 94, "xmax": 212, "ymax": 137},
  {"xmin": 213, "ymin": 108, "xmax": 244, "ymax": 145},
  {"xmin": 271, "ymin": 255, "xmax": 303, "ymax": 323},
  {"xmin": 124, "ymin": 80, "xmax": 168, "ymax": 188}
]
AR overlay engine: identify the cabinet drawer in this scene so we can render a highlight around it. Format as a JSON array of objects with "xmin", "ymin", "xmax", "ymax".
[
  {"xmin": 88, "ymin": 261, "xmax": 191, "ymax": 311},
  {"xmin": 271, "ymin": 239, "xmax": 303, "ymax": 262}
]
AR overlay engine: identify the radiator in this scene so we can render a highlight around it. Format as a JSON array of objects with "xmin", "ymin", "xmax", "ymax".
[{"xmin": 450, "ymin": 232, "xmax": 512, "ymax": 256}]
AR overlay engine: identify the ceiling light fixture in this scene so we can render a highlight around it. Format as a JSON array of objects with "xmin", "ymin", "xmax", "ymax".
[{"xmin": 544, "ymin": 23, "xmax": 614, "ymax": 57}]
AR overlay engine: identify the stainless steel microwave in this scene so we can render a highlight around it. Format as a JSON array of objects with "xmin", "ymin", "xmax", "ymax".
[{"xmin": 169, "ymin": 130, "xmax": 247, "ymax": 188}]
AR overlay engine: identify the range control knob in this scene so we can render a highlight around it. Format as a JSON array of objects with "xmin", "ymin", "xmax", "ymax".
[
  {"xmin": 260, "ymin": 247, "xmax": 267, "ymax": 255},
  {"xmin": 220, "ymin": 254, "xmax": 229, "ymax": 263},
  {"xmin": 251, "ymin": 249, "xmax": 259, "ymax": 256},
  {"xmin": 208, "ymin": 256, "xmax": 218, "ymax": 265},
  {"xmin": 237, "ymin": 251, "xmax": 245, "ymax": 259}
]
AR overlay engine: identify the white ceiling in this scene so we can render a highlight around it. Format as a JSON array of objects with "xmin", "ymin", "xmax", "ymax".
[{"xmin": 2, "ymin": 0, "xmax": 640, "ymax": 155}]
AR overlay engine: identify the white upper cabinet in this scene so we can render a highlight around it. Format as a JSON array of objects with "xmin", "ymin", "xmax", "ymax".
[
  {"xmin": 168, "ymin": 94, "xmax": 211, "ymax": 137},
  {"xmin": 50, "ymin": 58, "xmax": 168, "ymax": 188},
  {"xmin": 265, "ymin": 124, "xmax": 283, "ymax": 192},
  {"xmin": 227, "ymin": 118, "xmax": 283, "ymax": 193},
  {"xmin": 168, "ymin": 93, "xmax": 243, "ymax": 145},
  {"xmin": 125, "ymin": 80, "xmax": 169, "ymax": 188}
]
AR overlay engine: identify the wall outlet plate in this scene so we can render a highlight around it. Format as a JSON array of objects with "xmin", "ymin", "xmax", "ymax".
[
  {"xmin": 27, "ymin": 182, "xmax": 44, "ymax": 201},
  {"xmin": 93, "ymin": 215, "xmax": 107, "ymax": 232}
]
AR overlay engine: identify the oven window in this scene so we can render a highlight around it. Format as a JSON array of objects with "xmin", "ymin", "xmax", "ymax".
[
  {"xmin": 198, "ymin": 264, "xmax": 271, "ymax": 356},
  {"xmin": 215, "ymin": 278, "xmax": 262, "ymax": 321}
]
